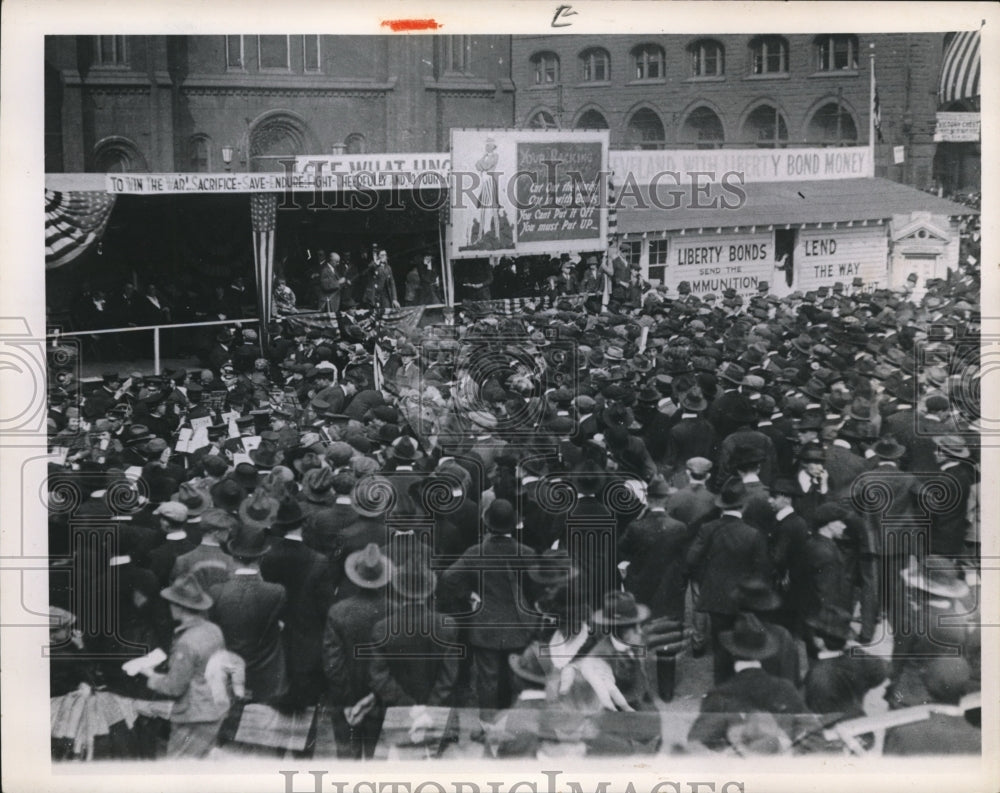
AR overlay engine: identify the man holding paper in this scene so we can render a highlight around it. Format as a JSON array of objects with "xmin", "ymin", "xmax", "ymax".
[{"xmin": 138, "ymin": 575, "xmax": 229, "ymax": 758}]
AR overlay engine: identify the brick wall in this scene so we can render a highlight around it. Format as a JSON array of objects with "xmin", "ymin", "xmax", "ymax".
[
  {"xmin": 512, "ymin": 33, "xmax": 947, "ymax": 188},
  {"xmin": 46, "ymin": 35, "xmax": 515, "ymax": 172}
]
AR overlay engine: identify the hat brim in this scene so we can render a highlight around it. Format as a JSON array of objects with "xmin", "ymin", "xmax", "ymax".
[
  {"xmin": 160, "ymin": 587, "xmax": 212, "ymax": 611},
  {"xmin": 591, "ymin": 602, "xmax": 651, "ymax": 626},
  {"xmin": 508, "ymin": 653, "xmax": 548, "ymax": 686},
  {"xmin": 718, "ymin": 628, "xmax": 779, "ymax": 660},
  {"xmin": 344, "ymin": 558, "xmax": 393, "ymax": 590},
  {"xmin": 900, "ymin": 569, "xmax": 970, "ymax": 599}
]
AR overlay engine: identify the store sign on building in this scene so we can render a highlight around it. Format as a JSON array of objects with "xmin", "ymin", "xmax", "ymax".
[
  {"xmin": 933, "ymin": 113, "xmax": 981, "ymax": 142},
  {"xmin": 448, "ymin": 129, "xmax": 609, "ymax": 259},
  {"xmin": 668, "ymin": 232, "xmax": 775, "ymax": 297},
  {"xmin": 793, "ymin": 226, "xmax": 889, "ymax": 292},
  {"xmin": 608, "ymin": 145, "xmax": 873, "ymax": 185}
]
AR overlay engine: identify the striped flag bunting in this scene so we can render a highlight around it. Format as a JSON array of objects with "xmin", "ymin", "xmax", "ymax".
[
  {"xmin": 282, "ymin": 306, "xmax": 426, "ymax": 339},
  {"xmin": 250, "ymin": 193, "xmax": 278, "ymax": 330},
  {"xmin": 463, "ymin": 292, "xmax": 599, "ymax": 317},
  {"xmin": 939, "ymin": 30, "xmax": 980, "ymax": 105},
  {"xmin": 45, "ymin": 189, "xmax": 117, "ymax": 269}
]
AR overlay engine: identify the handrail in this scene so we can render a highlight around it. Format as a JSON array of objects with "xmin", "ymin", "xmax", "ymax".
[{"xmin": 46, "ymin": 316, "xmax": 258, "ymax": 338}]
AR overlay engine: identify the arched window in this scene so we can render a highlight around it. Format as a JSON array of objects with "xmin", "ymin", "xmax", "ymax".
[
  {"xmin": 189, "ymin": 135, "xmax": 211, "ymax": 172},
  {"xmin": 680, "ymin": 106, "xmax": 725, "ymax": 148},
  {"xmin": 742, "ymin": 104, "xmax": 788, "ymax": 147},
  {"xmin": 626, "ymin": 108, "xmax": 666, "ymax": 150},
  {"xmin": 814, "ymin": 35, "xmax": 858, "ymax": 71},
  {"xmin": 575, "ymin": 109, "xmax": 609, "ymax": 130},
  {"xmin": 631, "ymin": 44, "xmax": 665, "ymax": 81},
  {"xmin": 527, "ymin": 110, "xmax": 558, "ymax": 130},
  {"xmin": 92, "ymin": 137, "xmax": 147, "ymax": 172},
  {"xmin": 749, "ymin": 36, "xmax": 789, "ymax": 75},
  {"xmin": 580, "ymin": 48, "xmax": 610, "ymax": 82},
  {"xmin": 806, "ymin": 102, "xmax": 858, "ymax": 145},
  {"xmin": 530, "ymin": 51, "xmax": 560, "ymax": 85},
  {"xmin": 689, "ymin": 39, "xmax": 725, "ymax": 77},
  {"xmin": 249, "ymin": 111, "xmax": 313, "ymax": 171},
  {"xmin": 345, "ymin": 133, "xmax": 366, "ymax": 155}
]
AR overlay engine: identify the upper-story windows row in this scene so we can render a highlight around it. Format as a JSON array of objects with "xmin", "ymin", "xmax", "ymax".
[{"xmin": 529, "ymin": 35, "xmax": 860, "ymax": 85}]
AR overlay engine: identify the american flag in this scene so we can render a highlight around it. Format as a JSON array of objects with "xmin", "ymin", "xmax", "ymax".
[
  {"xmin": 939, "ymin": 30, "xmax": 980, "ymax": 105},
  {"xmin": 872, "ymin": 80, "xmax": 884, "ymax": 143},
  {"xmin": 250, "ymin": 193, "xmax": 278, "ymax": 328},
  {"xmin": 464, "ymin": 292, "xmax": 597, "ymax": 317},
  {"xmin": 45, "ymin": 189, "xmax": 116, "ymax": 269}
]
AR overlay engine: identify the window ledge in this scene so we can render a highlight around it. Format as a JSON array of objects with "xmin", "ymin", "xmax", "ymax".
[
  {"xmin": 744, "ymin": 73, "xmax": 790, "ymax": 81},
  {"xmin": 528, "ymin": 83, "xmax": 561, "ymax": 90},
  {"xmin": 575, "ymin": 80, "xmax": 612, "ymax": 88},
  {"xmin": 808, "ymin": 70, "xmax": 860, "ymax": 79},
  {"xmin": 683, "ymin": 75, "xmax": 726, "ymax": 83},
  {"xmin": 627, "ymin": 78, "xmax": 667, "ymax": 86}
]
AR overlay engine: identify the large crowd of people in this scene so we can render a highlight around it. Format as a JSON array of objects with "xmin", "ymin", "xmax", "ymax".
[{"xmin": 45, "ymin": 214, "xmax": 982, "ymax": 760}]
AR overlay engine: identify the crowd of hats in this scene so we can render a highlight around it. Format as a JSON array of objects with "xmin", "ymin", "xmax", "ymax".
[{"xmin": 42, "ymin": 220, "xmax": 982, "ymax": 744}]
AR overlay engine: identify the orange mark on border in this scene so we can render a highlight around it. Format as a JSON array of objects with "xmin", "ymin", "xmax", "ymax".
[{"xmin": 380, "ymin": 18, "xmax": 441, "ymax": 32}]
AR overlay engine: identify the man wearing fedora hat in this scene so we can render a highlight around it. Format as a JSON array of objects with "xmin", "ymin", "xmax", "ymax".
[
  {"xmin": 139, "ymin": 574, "xmax": 229, "ymax": 758},
  {"xmin": 887, "ymin": 554, "xmax": 980, "ymax": 710},
  {"xmin": 211, "ymin": 521, "xmax": 288, "ymax": 705},
  {"xmin": 926, "ymin": 435, "xmax": 976, "ymax": 559},
  {"xmin": 617, "ymin": 475, "xmax": 690, "ymax": 624},
  {"xmin": 787, "ymin": 503, "xmax": 856, "ymax": 656},
  {"xmin": 171, "ymin": 508, "xmax": 239, "ymax": 594},
  {"xmin": 570, "ymin": 591, "xmax": 657, "ymax": 714},
  {"xmin": 368, "ymin": 560, "xmax": 462, "ymax": 726},
  {"xmin": 686, "ymin": 477, "xmax": 770, "ymax": 683},
  {"xmin": 323, "ymin": 543, "xmax": 393, "ymax": 758},
  {"xmin": 802, "ymin": 603, "xmax": 888, "ymax": 726},
  {"xmin": 260, "ymin": 496, "xmax": 335, "ymax": 711},
  {"xmin": 438, "ymin": 499, "xmax": 537, "ymax": 717},
  {"xmin": 687, "ymin": 612, "xmax": 819, "ymax": 753},
  {"xmin": 665, "ymin": 388, "xmax": 717, "ymax": 475}
]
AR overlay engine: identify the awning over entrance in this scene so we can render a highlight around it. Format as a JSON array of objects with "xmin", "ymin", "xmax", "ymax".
[{"xmin": 616, "ymin": 177, "xmax": 977, "ymax": 235}]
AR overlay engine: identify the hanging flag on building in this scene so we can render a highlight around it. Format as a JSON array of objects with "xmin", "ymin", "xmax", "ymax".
[
  {"xmin": 872, "ymin": 79, "xmax": 884, "ymax": 143},
  {"xmin": 250, "ymin": 193, "xmax": 277, "ymax": 329},
  {"xmin": 938, "ymin": 30, "xmax": 981, "ymax": 105},
  {"xmin": 44, "ymin": 189, "xmax": 117, "ymax": 269}
]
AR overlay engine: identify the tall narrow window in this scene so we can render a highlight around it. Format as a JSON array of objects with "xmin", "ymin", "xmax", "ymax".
[
  {"xmin": 303, "ymin": 35, "xmax": 321, "ymax": 72},
  {"xmin": 815, "ymin": 35, "xmax": 858, "ymax": 71},
  {"xmin": 689, "ymin": 39, "xmax": 725, "ymax": 77},
  {"xmin": 189, "ymin": 136, "xmax": 211, "ymax": 172},
  {"xmin": 259, "ymin": 35, "xmax": 290, "ymax": 70},
  {"xmin": 648, "ymin": 239, "xmax": 669, "ymax": 284},
  {"xmin": 446, "ymin": 36, "xmax": 470, "ymax": 73},
  {"xmin": 580, "ymin": 48, "xmax": 610, "ymax": 82},
  {"xmin": 531, "ymin": 52, "xmax": 560, "ymax": 85},
  {"xmin": 750, "ymin": 36, "xmax": 789, "ymax": 75},
  {"xmin": 94, "ymin": 36, "xmax": 127, "ymax": 66},
  {"xmin": 226, "ymin": 35, "xmax": 245, "ymax": 69},
  {"xmin": 632, "ymin": 44, "xmax": 665, "ymax": 80}
]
